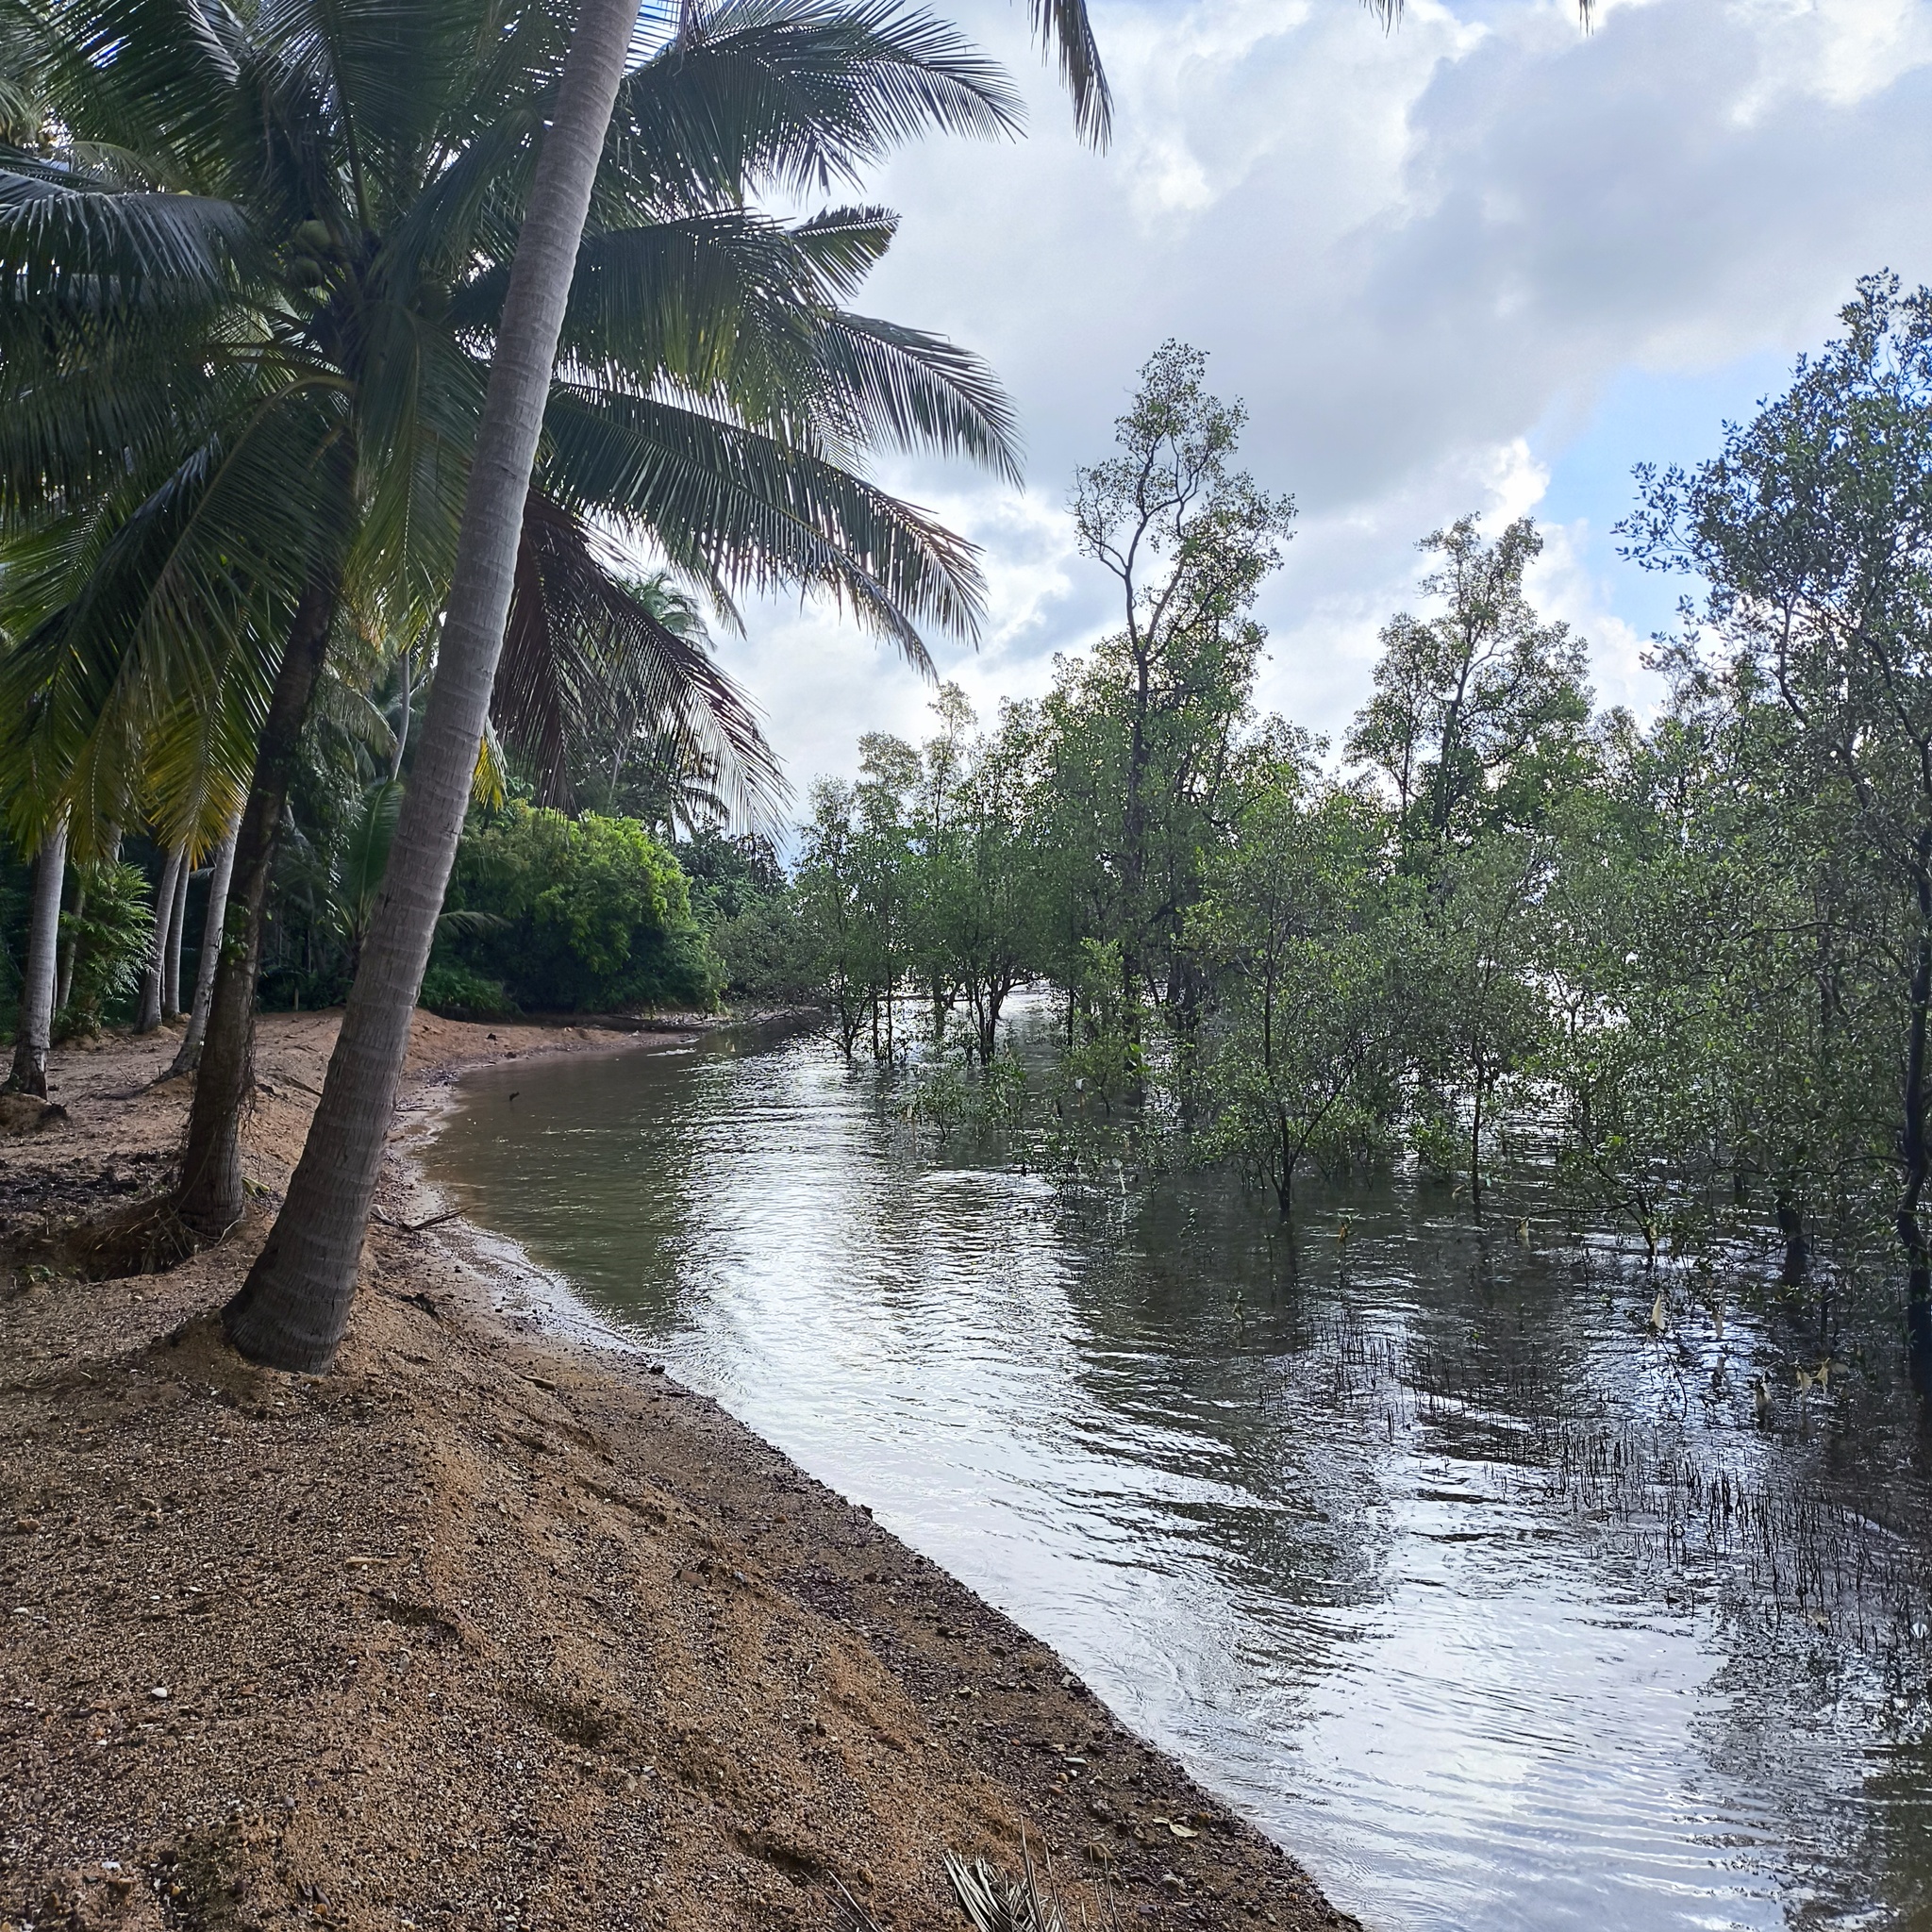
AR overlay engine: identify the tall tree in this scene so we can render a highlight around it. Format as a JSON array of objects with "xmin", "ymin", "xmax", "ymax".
[
  {"xmin": 4, "ymin": 810, "xmax": 63, "ymax": 1094},
  {"xmin": 1191, "ymin": 734, "xmax": 1404, "ymax": 1217},
  {"xmin": 167, "ymin": 808, "xmax": 241, "ymax": 1075},
  {"xmin": 133, "ymin": 844, "xmax": 185, "ymax": 1035},
  {"xmin": 1624, "ymin": 274, "xmax": 1932, "ymax": 1343},
  {"xmin": 1063, "ymin": 341, "xmax": 1295, "ymax": 1037},
  {"xmin": 224, "ymin": 0, "xmax": 646, "ymax": 1366},
  {"xmin": 0, "ymin": 0, "xmax": 1035, "ymax": 1230},
  {"xmin": 1345, "ymin": 515, "xmax": 1591, "ymax": 845}
]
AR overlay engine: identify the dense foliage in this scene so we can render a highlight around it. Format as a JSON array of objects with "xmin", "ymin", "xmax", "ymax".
[
  {"xmin": 753, "ymin": 295, "xmax": 1932, "ymax": 1356},
  {"xmin": 435, "ymin": 804, "xmax": 721, "ymax": 1015}
]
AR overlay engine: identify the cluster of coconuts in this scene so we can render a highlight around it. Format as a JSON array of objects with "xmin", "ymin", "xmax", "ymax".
[{"xmin": 285, "ymin": 218, "xmax": 341, "ymax": 290}]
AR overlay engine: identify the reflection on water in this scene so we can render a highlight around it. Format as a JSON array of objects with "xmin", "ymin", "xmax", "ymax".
[{"xmin": 425, "ymin": 1014, "xmax": 1932, "ymax": 1931}]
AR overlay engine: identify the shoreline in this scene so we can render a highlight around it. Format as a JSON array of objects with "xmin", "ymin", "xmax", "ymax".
[{"xmin": 0, "ymin": 1012, "xmax": 1360, "ymax": 1932}]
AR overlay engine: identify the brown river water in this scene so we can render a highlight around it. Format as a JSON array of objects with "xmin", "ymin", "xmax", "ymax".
[{"xmin": 425, "ymin": 1009, "xmax": 1932, "ymax": 1931}]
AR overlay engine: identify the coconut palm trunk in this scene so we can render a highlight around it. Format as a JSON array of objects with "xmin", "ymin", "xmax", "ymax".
[
  {"xmin": 168, "ymin": 811, "xmax": 241, "ymax": 1079},
  {"xmin": 175, "ymin": 575, "xmax": 341, "ymax": 1235},
  {"xmin": 52, "ymin": 883, "xmax": 79, "ymax": 1016},
  {"xmin": 162, "ymin": 854, "xmax": 192, "ymax": 1019},
  {"xmin": 135, "ymin": 843, "xmax": 185, "ymax": 1034},
  {"xmin": 6, "ymin": 813, "xmax": 67, "ymax": 1096},
  {"xmin": 223, "ymin": 0, "xmax": 645, "ymax": 1371}
]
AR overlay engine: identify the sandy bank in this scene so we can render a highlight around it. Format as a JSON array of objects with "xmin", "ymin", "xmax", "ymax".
[{"xmin": 0, "ymin": 1015, "xmax": 1358, "ymax": 1932}]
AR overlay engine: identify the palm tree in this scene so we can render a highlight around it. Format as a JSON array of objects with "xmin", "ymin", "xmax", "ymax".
[
  {"xmin": 166, "ymin": 805, "xmax": 242, "ymax": 1075},
  {"xmin": 4, "ymin": 809, "xmax": 64, "ymax": 1095},
  {"xmin": 0, "ymin": 586, "xmax": 254, "ymax": 1074},
  {"xmin": 224, "ymin": 0, "xmax": 1113, "ymax": 1370},
  {"xmin": 0, "ymin": 0, "xmax": 1032, "ymax": 1241}
]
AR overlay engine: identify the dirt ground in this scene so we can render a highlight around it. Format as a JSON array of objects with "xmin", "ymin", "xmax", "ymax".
[{"xmin": 0, "ymin": 1015, "xmax": 1361, "ymax": 1932}]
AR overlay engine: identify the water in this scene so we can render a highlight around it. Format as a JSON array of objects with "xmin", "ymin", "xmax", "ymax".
[{"xmin": 424, "ymin": 1014, "xmax": 1932, "ymax": 1931}]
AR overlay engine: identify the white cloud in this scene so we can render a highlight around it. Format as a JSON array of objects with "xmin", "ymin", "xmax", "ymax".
[{"xmin": 712, "ymin": 0, "xmax": 1932, "ymax": 786}]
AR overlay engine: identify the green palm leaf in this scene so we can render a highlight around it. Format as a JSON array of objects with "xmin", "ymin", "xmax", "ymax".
[
  {"xmin": 495, "ymin": 493, "xmax": 788, "ymax": 826},
  {"xmin": 610, "ymin": 0, "xmax": 1021, "ymax": 200},
  {"xmin": 545, "ymin": 383, "xmax": 985, "ymax": 658},
  {"xmin": 806, "ymin": 309, "xmax": 1019, "ymax": 480},
  {"xmin": 0, "ymin": 166, "xmax": 256, "ymax": 312},
  {"xmin": 1024, "ymin": 0, "xmax": 1108, "ymax": 147}
]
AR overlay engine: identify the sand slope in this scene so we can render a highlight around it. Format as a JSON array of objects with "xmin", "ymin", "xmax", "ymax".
[{"xmin": 0, "ymin": 1016, "xmax": 1357, "ymax": 1932}]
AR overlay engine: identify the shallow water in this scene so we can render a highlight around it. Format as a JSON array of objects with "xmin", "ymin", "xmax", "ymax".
[{"xmin": 425, "ymin": 1015, "xmax": 1932, "ymax": 1931}]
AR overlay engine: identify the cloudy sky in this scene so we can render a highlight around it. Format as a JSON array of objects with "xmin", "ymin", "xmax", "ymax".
[{"xmin": 711, "ymin": 0, "xmax": 1932, "ymax": 792}]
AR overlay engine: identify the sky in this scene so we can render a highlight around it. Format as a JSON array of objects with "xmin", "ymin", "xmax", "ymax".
[{"xmin": 705, "ymin": 0, "xmax": 1932, "ymax": 793}]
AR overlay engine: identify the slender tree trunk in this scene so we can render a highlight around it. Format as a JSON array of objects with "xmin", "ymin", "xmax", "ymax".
[
  {"xmin": 1116, "ymin": 639, "xmax": 1151, "ymax": 1075},
  {"xmin": 169, "ymin": 811, "xmax": 242, "ymax": 1079},
  {"xmin": 136, "ymin": 844, "xmax": 186, "ymax": 1034},
  {"xmin": 6, "ymin": 814, "xmax": 67, "ymax": 1096},
  {"xmin": 53, "ymin": 871, "xmax": 83, "ymax": 1017},
  {"xmin": 1774, "ymin": 1184, "xmax": 1808, "ymax": 1286},
  {"xmin": 162, "ymin": 854, "xmax": 192, "ymax": 1020},
  {"xmin": 175, "ymin": 576, "xmax": 341, "ymax": 1236},
  {"xmin": 1897, "ymin": 911, "xmax": 1932, "ymax": 1312},
  {"xmin": 1468, "ymin": 1074, "xmax": 1485, "ymax": 1218},
  {"xmin": 391, "ymin": 639, "xmax": 412, "ymax": 782},
  {"xmin": 223, "ymin": 0, "xmax": 641, "ymax": 1373}
]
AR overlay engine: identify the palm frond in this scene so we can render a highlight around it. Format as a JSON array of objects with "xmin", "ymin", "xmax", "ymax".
[
  {"xmin": 349, "ymin": 295, "xmax": 487, "ymax": 613},
  {"xmin": 786, "ymin": 201, "xmax": 896, "ymax": 297},
  {"xmin": 611, "ymin": 0, "xmax": 1022, "ymax": 201},
  {"xmin": 1024, "ymin": 0, "xmax": 1108, "ymax": 148},
  {"xmin": 135, "ymin": 675, "xmax": 259, "ymax": 858},
  {"xmin": 312, "ymin": 654, "xmax": 401, "ymax": 759},
  {"xmin": 5, "ymin": 0, "xmax": 244, "ymax": 182},
  {"xmin": 0, "ymin": 387, "xmax": 352, "ymax": 853},
  {"xmin": 522, "ymin": 213, "xmax": 1016, "ymax": 484},
  {"xmin": 808, "ymin": 310, "xmax": 1020, "ymax": 481},
  {"xmin": 472, "ymin": 716, "xmax": 509, "ymax": 808},
  {"xmin": 248, "ymin": 0, "xmax": 495, "ymax": 221},
  {"xmin": 334, "ymin": 774, "xmax": 401, "ymax": 933},
  {"xmin": 545, "ymin": 384, "xmax": 984, "ymax": 662},
  {"xmin": 494, "ymin": 492, "xmax": 790, "ymax": 830},
  {"xmin": 461, "ymin": 208, "xmax": 813, "ymax": 391},
  {"xmin": 0, "ymin": 321, "xmax": 301, "ymax": 527},
  {"xmin": 0, "ymin": 165, "xmax": 257, "ymax": 314}
]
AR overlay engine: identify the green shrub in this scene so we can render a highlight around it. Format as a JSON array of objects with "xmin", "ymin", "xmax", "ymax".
[
  {"xmin": 418, "ymin": 963, "xmax": 516, "ymax": 1022},
  {"xmin": 438, "ymin": 803, "xmax": 723, "ymax": 1013},
  {"xmin": 708, "ymin": 891, "xmax": 816, "ymax": 1001}
]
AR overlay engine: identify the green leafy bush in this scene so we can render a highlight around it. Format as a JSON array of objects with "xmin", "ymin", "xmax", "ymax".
[
  {"xmin": 437, "ymin": 804, "xmax": 722, "ymax": 1013},
  {"xmin": 708, "ymin": 893, "xmax": 816, "ymax": 1001},
  {"xmin": 418, "ymin": 963, "xmax": 516, "ymax": 1022}
]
